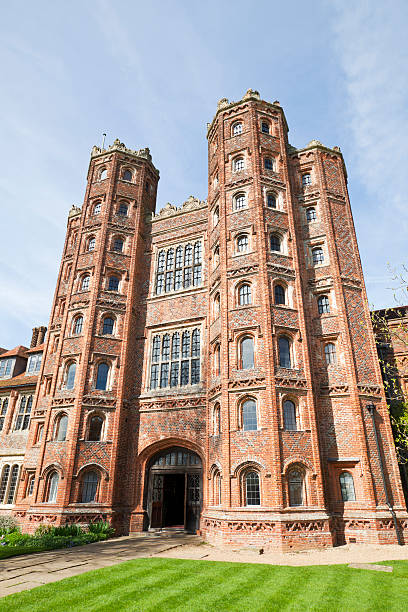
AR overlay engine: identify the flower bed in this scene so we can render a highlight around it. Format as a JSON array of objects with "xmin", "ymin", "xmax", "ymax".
[{"xmin": 0, "ymin": 517, "xmax": 114, "ymax": 559}]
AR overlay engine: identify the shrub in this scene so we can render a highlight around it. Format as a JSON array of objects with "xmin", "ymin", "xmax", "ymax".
[
  {"xmin": 34, "ymin": 524, "xmax": 54, "ymax": 537},
  {"xmin": 88, "ymin": 521, "xmax": 114, "ymax": 536},
  {"xmin": 52, "ymin": 524, "xmax": 84, "ymax": 537},
  {"xmin": 0, "ymin": 515, "xmax": 20, "ymax": 535}
]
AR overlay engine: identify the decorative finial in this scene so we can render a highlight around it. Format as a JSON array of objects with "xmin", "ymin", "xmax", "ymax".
[{"xmin": 243, "ymin": 89, "xmax": 260, "ymax": 100}]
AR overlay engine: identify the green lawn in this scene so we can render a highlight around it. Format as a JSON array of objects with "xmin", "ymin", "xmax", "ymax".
[{"xmin": 1, "ymin": 557, "xmax": 407, "ymax": 612}]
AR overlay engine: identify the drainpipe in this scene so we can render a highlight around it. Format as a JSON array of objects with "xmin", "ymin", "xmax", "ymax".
[{"xmin": 366, "ymin": 403, "xmax": 403, "ymax": 545}]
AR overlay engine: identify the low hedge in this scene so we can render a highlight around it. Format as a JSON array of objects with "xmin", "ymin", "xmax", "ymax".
[{"xmin": 0, "ymin": 521, "xmax": 114, "ymax": 559}]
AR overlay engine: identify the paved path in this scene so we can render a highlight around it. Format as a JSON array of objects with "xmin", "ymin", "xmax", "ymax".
[{"xmin": 0, "ymin": 532, "xmax": 200, "ymax": 597}]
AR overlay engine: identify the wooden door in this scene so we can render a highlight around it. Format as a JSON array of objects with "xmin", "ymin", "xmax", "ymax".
[
  {"xmin": 186, "ymin": 473, "xmax": 201, "ymax": 532},
  {"xmin": 150, "ymin": 474, "xmax": 164, "ymax": 528}
]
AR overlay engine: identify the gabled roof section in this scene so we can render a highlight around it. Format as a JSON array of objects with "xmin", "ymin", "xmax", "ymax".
[
  {"xmin": 0, "ymin": 373, "xmax": 38, "ymax": 389},
  {"xmin": 0, "ymin": 346, "xmax": 29, "ymax": 358}
]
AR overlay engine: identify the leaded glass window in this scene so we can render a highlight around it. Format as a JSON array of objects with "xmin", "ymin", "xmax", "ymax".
[
  {"xmin": 6, "ymin": 465, "xmax": 19, "ymax": 504},
  {"xmin": 267, "ymin": 193, "xmax": 276, "ymax": 208},
  {"xmin": 88, "ymin": 237, "xmax": 96, "ymax": 252},
  {"xmin": 325, "ymin": 343, "xmax": 336, "ymax": 365},
  {"xmin": 234, "ymin": 193, "xmax": 246, "ymax": 210},
  {"xmin": 27, "ymin": 353, "xmax": 42, "ymax": 374},
  {"xmin": 0, "ymin": 398, "xmax": 8, "ymax": 431},
  {"xmin": 242, "ymin": 399, "xmax": 257, "ymax": 431},
  {"xmin": 232, "ymin": 122, "xmax": 243, "ymax": 136},
  {"xmin": 279, "ymin": 336, "xmax": 291, "ymax": 368},
  {"xmin": 318, "ymin": 295, "xmax": 330, "ymax": 314},
  {"xmin": 288, "ymin": 469, "xmax": 304, "ymax": 506},
  {"xmin": 339, "ymin": 472, "xmax": 356, "ymax": 502},
  {"xmin": 0, "ymin": 359, "xmax": 13, "ymax": 378},
  {"xmin": 96, "ymin": 363, "xmax": 109, "ymax": 390},
  {"xmin": 88, "ymin": 415, "xmax": 103, "ymax": 441},
  {"xmin": 274, "ymin": 284, "xmax": 285, "ymax": 305},
  {"xmin": 283, "ymin": 400, "xmax": 297, "ymax": 430},
  {"xmin": 312, "ymin": 247, "xmax": 324, "ymax": 265},
  {"xmin": 73, "ymin": 316, "xmax": 83, "ymax": 335},
  {"xmin": 240, "ymin": 337, "xmax": 254, "ymax": 370},
  {"xmin": 234, "ymin": 157, "xmax": 244, "ymax": 171},
  {"xmin": 14, "ymin": 395, "xmax": 32, "ymax": 430},
  {"xmin": 118, "ymin": 202, "xmax": 128, "ymax": 216},
  {"xmin": 264, "ymin": 158, "xmax": 274, "ymax": 170},
  {"xmin": 261, "ymin": 121, "xmax": 270, "ymax": 134},
  {"xmin": 123, "ymin": 169, "xmax": 132, "ymax": 181},
  {"xmin": 302, "ymin": 174, "xmax": 311, "ymax": 185},
  {"xmin": 102, "ymin": 317, "xmax": 114, "ymax": 335},
  {"xmin": 306, "ymin": 207, "xmax": 316, "ymax": 222},
  {"xmin": 47, "ymin": 472, "xmax": 59, "ymax": 503},
  {"xmin": 150, "ymin": 329, "xmax": 201, "ymax": 389},
  {"xmin": 245, "ymin": 472, "xmax": 260, "ymax": 505},
  {"xmin": 113, "ymin": 238, "xmax": 123, "ymax": 252},
  {"xmin": 237, "ymin": 234, "xmax": 249, "ymax": 253},
  {"xmin": 238, "ymin": 284, "xmax": 251, "ymax": 306},
  {"xmin": 108, "ymin": 276, "xmax": 119, "ymax": 291},
  {"xmin": 270, "ymin": 233, "xmax": 281, "ymax": 252},
  {"xmin": 155, "ymin": 241, "xmax": 202, "ymax": 294},
  {"xmin": 81, "ymin": 471, "xmax": 99, "ymax": 502},
  {"xmin": 54, "ymin": 414, "xmax": 68, "ymax": 441},
  {"xmin": 81, "ymin": 276, "xmax": 90, "ymax": 291},
  {"xmin": 66, "ymin": 363, "xmax": 76, "ymax": 389},
  {"xmin": 0, "ymin": 465, "xmax": 10, "ymax": 503}
]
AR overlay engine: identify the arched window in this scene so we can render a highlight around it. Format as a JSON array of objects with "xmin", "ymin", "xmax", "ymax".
[
  {"xmin": 288, "ymin": 469, "xmax": 304, "ymax": 506},
  {"xmin": 274, "ymin": 284, "xmax": 285, "ymax": 305},
  {"xmin": 113, "ymin": 238, "xmax": 123, "ymax": 252},
  {"xmin": 102, "ymin": 317, "xmax": 114, "ymax": 335},
  {"xmin": 261, "ymin": 121, "xmax": 270, "ymax": 134},
  {"xmin": 234, "ymin": 193, "xmax": 246, "ymax": 210},
  {"xmin": 279, "ymin": 336, "xmax": 291, "ymax": 368},
  {"xmin": 81, "ymin": 275, "xmax": 90, "ymax": 291},
  {"xmin": 123, "ymin": 169, "xmax": 132, "ymax": 181},
  {"xmin": 65, "ymin": 362, "xmax": 76, "ymax": 389},
  {"xmin": 325, "ymin": 343, "xmax": 336, "ymax": 365},
  {"xmin": 88, "ymin": 415, "xmax": 104, "ymax": 441},
  {"xmin": 312, "ymin": 247, "xmax": 324, "ymax": 265},
  {"xmin": 88, "ymin": 237, "xmax": 96, "ymax": 252},
  {"xmin": 306, "ymin": 207, "xmax": 316, "ymax": 222},
  {"xmin": 47, "ymin": 471, "xmax": 59, "ymax": 503},
  {"xmin": 267, "ymin": 193, "xmax": 276, "ymax": 208},
  {"xmin": 238, "ymin": 283, "xmax": 251, "ymax": 306},
  {"xmin": 283, "ymin": 400, "xmax": 297, "ymax": 430},
  {"xmin": 73, "ymin": 316, "xmax": 83, "ymax": 335},
  {"xmin": 233, "ymin": 157, "xmax": 244, "ymax": 172},
  {"xmin": 213, "ymin": 206, "xmax": 219, "ymax": 226},
  {"xmin": 237, "ymin": 234, "xmax": 249, "ymax": 253},
  {"xmin": 270, "ymin": 233, "xmax": 281, "ymax": 252},
  {"xmin": 213, "ymin": 470, "xmax": 221, "ymax": 505},
  {"xmin": 245, "ymin": 472, "xmax": 260, "ymax": 505},
  {"xmin": 96, "ymin": 363, "xmax": 109, "ymax": 390},
  {"xmin": 213, "ymin": 293, "xmax": 220, "ymax": 318},
  {"xmin": 93, "ymin": 201, "xmax": 101, "ymax": 215},
  {"xmin": 239, "ymin": 336, "xmax": 254, "ymax": 370},
  {"xmin": 213, "ymin": 404, "xmax": 221, "ymax": 435},
  {"xmin": 318, "ymin": 295, "xmax": 330, "ymax": 314},
  {"xmin": 214, "ymin": 344, "xmax": 221, "ymax": 376},
  {"xmin": 54, "ymin": 414, "xmax": 68, "ymax": 441},
  {"xmin": 242, "ymin": 399, "xmax": 257, "ymax": 431},
  {"xmin": 27, "ymin": 475, "xmax": 35, "ymax": 496},
  {"xmin": 232, "ymin": 122, "xmax": 243, "ymax": 136},
  {"xmin": 118, "ymin": 202, "xmax": 128, "ymax": 216},
  {"xmin": 339, "ymin": 471, "xmax": 356, "ymax": 502},
  {"xmin": 302, "ymin": 173, "xmax": 311, "ymax": 185},
  {"xmin": 81, "ymin": 471, "xmax": 99, "ymax": 503},
  {"xmin": 100, "ymin": 169, "xmax": 107, "ymax": 181},
  {"xmin": 264, "ymin": 158, "xmax": 274, "ymax": 170},
  {"xmin": 108, "ymin": 276, "xmax": 119, "ymax": 291}
]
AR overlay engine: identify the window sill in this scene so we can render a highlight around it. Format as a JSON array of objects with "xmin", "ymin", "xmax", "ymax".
[{"xmin": 150, "ymin": 285, "xmax": 206, "ymax": 300}]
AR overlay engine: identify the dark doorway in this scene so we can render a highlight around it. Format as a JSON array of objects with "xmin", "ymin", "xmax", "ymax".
[
  {"xmin": 163, "ymin": 473, "xmax": 185, "ymax": 527},
  {"xmin": 147, "ymin": 447, "xmax": 202, "ymax": 532}
]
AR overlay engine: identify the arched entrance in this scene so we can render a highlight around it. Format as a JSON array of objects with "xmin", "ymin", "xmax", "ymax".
[{"xmin": 146, "ymin": 447, "xmax": 202, "ymax": 533}]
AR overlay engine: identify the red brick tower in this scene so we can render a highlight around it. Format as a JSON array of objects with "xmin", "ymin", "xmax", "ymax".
[
  {"xmin": 201, "ymin": 90, "xmax": 407, "ymax": 548},
  {"xmin": 14, "ymin": 140, "xmax": 159, "ymax": 531}
]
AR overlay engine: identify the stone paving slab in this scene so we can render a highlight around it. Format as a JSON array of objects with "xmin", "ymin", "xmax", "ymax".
[
  {"xmin": 348, "ymin": 563, "xmax": 393, "ymax": 572},
  {"xmin": 0, "ymin": 533, "xmax": 200, "ymax": 598}
]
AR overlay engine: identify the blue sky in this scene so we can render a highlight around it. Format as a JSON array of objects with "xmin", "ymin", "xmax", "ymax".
[{"xmin": 1, "ymin": 0, "xmax": 407, "ymax": 349}]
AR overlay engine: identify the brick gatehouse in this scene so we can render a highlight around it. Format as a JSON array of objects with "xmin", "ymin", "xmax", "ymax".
[{"xmin": 8, "ymin": 90, "xmax": 408, "ymax": 550}]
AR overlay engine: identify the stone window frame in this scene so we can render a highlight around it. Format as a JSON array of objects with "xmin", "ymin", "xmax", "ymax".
[
  {"xmin": 117, "ymin": 200, "xmax": 130, "ymax": 217},
  {"xmin": 211, "ymin": 467, "xmax": 222, "ymax": 506},
  {"xmin": 80, "ymin": 273, "xmax": 91, "ymax": 292},
  {"xmin": 111, "ymin": 234, "xmax": 125, "ymax": 253},
  {"xmin": 232, "ymin": 190, "xmax": 248, "ymax": 212},
  {"xmin": 71, "ymin": 313, "xmax": 84, "ymax": 336},
  {"xmin": 52, "ymin": 411, "xmax": 69, "ymax": 441},
  {"xmin": 98, "ymin": 167, "xmax": 108, "ymax": 182},
  {"xmin": 260, "ymin": 120, "xmax": 271, "ymax": 134},
  {"xmin": 324, "ymin": 341, "xmax": 337, "ymax": 366},
  {"xmin": 212, "ymin": 403, "xmax": 221, "ymax": 436},
  {"xmin": 277, "ymin": 333, "xmax": 295, "ymax": 369},
  {"xmin": 237, "ymin": 333, "xmax": 256, "ymax": 371},
  {"xmin": 121, "ymin": 167, "xmax": 134, "ymax": 183},
  {"xmin": 100, "ymin": 312, "xmax": 117, "ymax": 336},
  {"xmin": 147, "ymin": 325, "xmax": 202, "ymax": 391},
  {"xmin": 231, "ymin": 121, "xmax": 243, "ymax": 137},
  {"xmin": 232, "ymin": 155, "xmax": 245, "ymax": 172},
  {"xmin": 236, "ymin": 280, "xmax": 252, "ymax": 307},
  {"xmin": 0, "ymin": 397, "xmax": 9, "ymax": 431},
  {"xmin": 93, "ymin": 360, "xmax": 113, "ymax": 391},
  {"xmin": 13, "ymin": 395, "xmax": 33, "ymax": 431},
  {"xmin": 93, "ymin": 200, "xmax": 102, "ymax": 216},
  {"xmin": 85, "ymin": 411, "xmax": 106, "ymax": 442},
  {"xmin": 44, "ymin": 469, "xmax": 60, "ymax": 503},
  {"xmin": 306, "ymin": 237, "xmax": 329, "ymax": 269},
  {"xmin": 27, "ymin": 352, "xmax": 42, "ymax": 374},
  {"xmin": 284, "ymin": 463, "xmax": 308, "ymax": 508},
  {"xmin": 62, "ymin": 360, "xmax": 77, "ymax": 390}
]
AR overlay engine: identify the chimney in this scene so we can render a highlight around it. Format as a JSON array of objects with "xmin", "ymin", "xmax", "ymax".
[
  {"xmin": 37, "ymin": 326, "xmax": 47, "ymax": 345},
  {"xmin": 31, "ymin": 327, "xmax": 39, "ymax": 348}
]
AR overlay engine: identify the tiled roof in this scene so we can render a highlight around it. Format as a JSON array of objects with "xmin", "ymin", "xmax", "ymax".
[
  {"xmin": 0, "ymin": 373, "xmax": 38, "ymax": 389},
  {"xmin": 25, "ymin": 343, "xmax": 45, "ymax": 354},
  {"xmin": 0, "ymin": 346, "xmax": 29, "ymax": 358}
]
